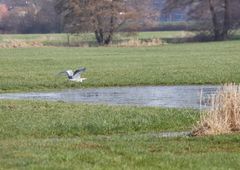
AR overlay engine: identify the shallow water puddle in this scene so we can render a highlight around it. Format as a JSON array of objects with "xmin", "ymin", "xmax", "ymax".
[
  {"xmin": 136, "ymin": 131, "xmax": 192, "ymax": 138},
  {"xmin": 0, "ymin": 85, "xmax": 219, "ymax": 109}
]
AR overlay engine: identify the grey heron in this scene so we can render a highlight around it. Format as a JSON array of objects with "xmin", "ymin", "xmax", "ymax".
[{"xmin": 58, "ymin": 67, "xmax": 87, "ymax": 82}]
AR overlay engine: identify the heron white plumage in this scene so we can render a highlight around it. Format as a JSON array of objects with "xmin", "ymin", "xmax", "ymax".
[{"xmin": 58, "ymin": 67, "xmax": 87, "ymax": 82}]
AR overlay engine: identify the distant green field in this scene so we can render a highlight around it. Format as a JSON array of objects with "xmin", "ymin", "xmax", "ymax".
[
  {"xmin": 0, "ymin": 30, "xmax": 239, "ymax": 46},
  {"xmin": 0, "ymin": 31, "xmax": 189, "ymax": 40},
  {"xmin": 0, "ymin": 40, "xmax": 240, "ymax": 92},
  {"xmin": 138, "ymin": 31, "xmax": 194, "ymax": 39},
  {"xmin": 0, "ymin": 31, "xmax": 193, "ymax": 46}
]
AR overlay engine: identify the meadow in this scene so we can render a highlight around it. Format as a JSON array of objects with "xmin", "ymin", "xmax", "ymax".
[
  {"xmin": 1, "ymin": 100, "xmax": 240, "ymax": 170},
  {"xmin": 1, "ymin": 32, "xmax": 240, "ymax": 169},
  {"xmin": 0, "ymin": 40, "xmax": 240, "ymax": 92}
]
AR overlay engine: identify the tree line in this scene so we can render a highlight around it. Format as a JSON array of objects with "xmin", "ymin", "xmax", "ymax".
[
  {"xmin": 0, "ymin": 0, "xmax": 61, "ymax": 33},
  {"xmin": 0, "ymin": 0, "xmax": 240, "ymax": 43}
]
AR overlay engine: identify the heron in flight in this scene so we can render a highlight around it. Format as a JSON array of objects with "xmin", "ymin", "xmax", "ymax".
[{"xmin": 58, "ymin": 67, "xmax": 87, "ymax": 82}]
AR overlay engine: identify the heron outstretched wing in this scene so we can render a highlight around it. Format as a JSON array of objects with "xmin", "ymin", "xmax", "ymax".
[
  {"xmin": 73, "ymin": 67, "xmax": 86, "ymax": 79},
  {"xmin": 73, "ymin": 67, "xmax": 86, "ymax": 75}
]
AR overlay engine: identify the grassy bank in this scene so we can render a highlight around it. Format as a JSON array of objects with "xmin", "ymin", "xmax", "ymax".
[
  {"xmin": 1, "ymin": 100, "xmax": 240, "ymax": 169},
  {"xmin": 1, "ymin": 40, "xmax": 240, "ymax": 92},
  {"xmin": 0, "ymin": 100, "xmax": 198, "ymax": 138}
]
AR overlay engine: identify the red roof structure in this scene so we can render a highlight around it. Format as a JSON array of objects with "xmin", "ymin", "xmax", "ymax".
[{"xmin": 0, "ymin": 4, "xmax": 8, "ymax": 20}]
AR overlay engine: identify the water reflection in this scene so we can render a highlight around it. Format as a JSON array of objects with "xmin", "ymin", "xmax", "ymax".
[{"xmin": 0, "ymin": 85, "xmax": 219, "ymax": 109}]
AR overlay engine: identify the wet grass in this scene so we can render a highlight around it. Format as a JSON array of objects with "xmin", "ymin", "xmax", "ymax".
[
  {"xmin": 0, "ymin": 100, "xmax": 198, "ymax": 138},
  {"xmin": 1, "ymin": 100, "xmax": 240, "ymax": 169},
  {"xmin": 2, "ymin": 135, "xmax": 240, "ymax": 170},
  {"xmin": 1, "ymin": 40, "xmax": 240, "ymax": 92}
]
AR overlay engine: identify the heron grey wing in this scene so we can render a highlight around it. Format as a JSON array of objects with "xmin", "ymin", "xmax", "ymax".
[
  {"xmin": 73, "ymin": 67, "xmax": 86, "ymax": 75},
  {"xmin": 72, "ymin": 67, "xmax": 86, "ymax": 79}
]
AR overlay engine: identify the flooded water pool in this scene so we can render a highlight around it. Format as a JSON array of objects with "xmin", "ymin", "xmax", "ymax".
[{"xmin": 0, "ymin": 85, "xmax": 219, "ymax": 109}]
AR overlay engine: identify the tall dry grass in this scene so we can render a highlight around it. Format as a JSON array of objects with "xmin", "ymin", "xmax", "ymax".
[
  {"xmin": 192, "ymin": 84, "xmax": 240, "ymax": 136},
  {"xmin": 0, "ymin": 40, "xmax": 43, "ymax": 48},
  {"xmin": 115, "ymin": 38, "xmax": 166, "ymax": 47}
]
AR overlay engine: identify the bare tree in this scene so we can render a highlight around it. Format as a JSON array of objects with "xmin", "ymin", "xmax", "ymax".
[
  {"xmin": 55, "ymin": 0, "xmax": 157, "ymax": 45},
  {"xmin": 163, "ymin": 0, "xmax": 240, "ymax": 41}
]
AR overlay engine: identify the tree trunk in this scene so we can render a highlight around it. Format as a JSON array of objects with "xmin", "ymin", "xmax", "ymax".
[
  {"xmin": 104, "ymin": 10, "xmax": 114, "ymax": 45},
  {"xmin": 95, "ymin": 2, "xmax": 115, "ymax": 45},
  {"xmin": 95, "ymin": 29, "xmax": 104, "ymax": 45},
  {"xmin": 222, "ymin": 0, "xmax": 230, "ymax": 40},
  {"xmin": 208, "ymin": 0, "xmax": 222, "ymax": 41}
]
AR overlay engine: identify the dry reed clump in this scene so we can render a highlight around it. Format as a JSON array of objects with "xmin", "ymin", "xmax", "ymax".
[
  {"xmin": 192, "ymin": 84, "xmax": 240, "ymax": 136},
  {"xmin": 115, "ymin": 38, "xmax": 166, "ymax": 47},
  {"xmin": 0, "ymin": 40, "xmax": 43, "ymax": 48}
]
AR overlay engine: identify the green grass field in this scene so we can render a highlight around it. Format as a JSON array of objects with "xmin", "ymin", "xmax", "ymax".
[
  {"xmin": 1, "ymin": 100, "xmax": 240, "ymax": 169},
  {"xmin": 1, "ymin": 40, "xmax": 240, "ymax": 92},
  {"xmin": 1, "ymin": 33, "xmax": 240, "ymax": 169}
]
